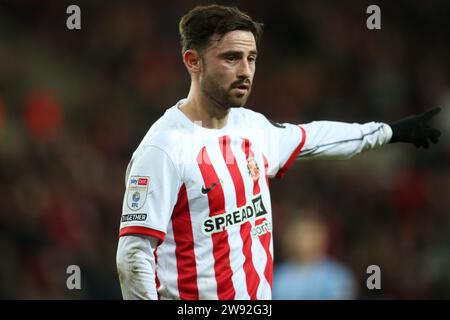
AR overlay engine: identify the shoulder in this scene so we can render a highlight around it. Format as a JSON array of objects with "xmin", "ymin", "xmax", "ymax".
[
  {"xmin": 319, "ymin": 258, "xmax": 354, "ymax": 279},
  {"xmin": 232, "ymin": 107, "xmax": 275, "ymax": 132},
  {"xmin": 274, "ymin": 262, "xmax": 300, "ymax": 278},
  {"xmin": 127, "ymin": 105, "xmax": 191, "ymax": 169},
  {"xmin": 233, "ymin": 106, "xmax": 268, "ymax": 124},
  {"xmin": 138, "ymin": 106, "xmax": 189, "ymax": 152},
  {"xmin": 234, "ymin": 107, "xmax": 289, "ymax": 130}
]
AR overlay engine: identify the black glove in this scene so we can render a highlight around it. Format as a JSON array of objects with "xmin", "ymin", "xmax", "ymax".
[{"xmin": 389, "ymin": 107, "xmax": 441, "ymax": 148}]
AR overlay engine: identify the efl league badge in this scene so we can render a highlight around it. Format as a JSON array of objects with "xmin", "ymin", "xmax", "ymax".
[
  {"xmin": 132, "ymin": 191, "xmax": 140, "ymax": 202},
  {"xmin": 247, "ymin": 156, "xmax": 260, "ymax": 181},
  {"xmin": 126, "ymin": 176, "xmax": 149, "ymax": 211}
]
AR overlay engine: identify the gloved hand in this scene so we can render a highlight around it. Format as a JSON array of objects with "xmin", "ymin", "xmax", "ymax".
[{"xmin": 389, "ymin": 107, "xmax": 442, "ymax": 148}]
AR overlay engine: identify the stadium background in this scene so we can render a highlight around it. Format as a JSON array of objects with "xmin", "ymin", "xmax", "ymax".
[{"xmin": 0, "ymin": 0, "xmax": 449, "ymax": 299}]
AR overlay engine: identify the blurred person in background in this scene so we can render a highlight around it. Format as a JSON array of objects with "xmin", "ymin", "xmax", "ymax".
[{"xmin": 273, "ymin": 212, "xmax": 356, "ymax": 300}]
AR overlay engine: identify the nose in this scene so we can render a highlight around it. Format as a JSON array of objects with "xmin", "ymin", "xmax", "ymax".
[{"xmin": 237, "ymin": 59, "xmax": 252, "ymax": 79}]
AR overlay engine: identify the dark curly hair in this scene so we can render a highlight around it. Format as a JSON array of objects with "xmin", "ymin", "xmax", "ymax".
[{"xmin": 179, "ymin": 4, "xmax": 263, "ymax": 53}]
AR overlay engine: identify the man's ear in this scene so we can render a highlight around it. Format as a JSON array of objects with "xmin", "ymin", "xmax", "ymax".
[{"xmin": 183, "ymin": 49, "xmax": 202, "ymax": 74}]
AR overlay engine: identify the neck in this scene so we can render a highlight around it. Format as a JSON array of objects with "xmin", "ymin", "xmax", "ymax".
[{"xmin": 179, "ymin": 83, "xmax": 230, "ymax": 129}]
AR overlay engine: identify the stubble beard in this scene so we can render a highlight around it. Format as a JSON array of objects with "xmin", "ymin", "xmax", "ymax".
[{"xmin": 200, "ymin": 69, "xmax": 251, "ymax": 110}]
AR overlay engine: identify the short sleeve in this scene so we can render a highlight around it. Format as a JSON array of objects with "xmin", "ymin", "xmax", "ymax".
[
  {"xmin": 260, "ymin": 117, "xmax": 306, "ymax": 179},
  {"xmin": 119, "ymin": 145, "xmax": 182, "ymax": 241}
]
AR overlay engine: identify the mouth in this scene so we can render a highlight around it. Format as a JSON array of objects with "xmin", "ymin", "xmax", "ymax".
[{"xmin": 233, "ymin": 84, "xmax": 250, "ymax": 94}]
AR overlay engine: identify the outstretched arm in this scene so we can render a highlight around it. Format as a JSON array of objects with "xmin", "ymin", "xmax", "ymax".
[
  {"xmin": 298, "ymin": 121, "xmax": 392, "ymax": 160},
  {"xmin": 298, "ymin": 107, "xmax": 441, "ymax": 160}
]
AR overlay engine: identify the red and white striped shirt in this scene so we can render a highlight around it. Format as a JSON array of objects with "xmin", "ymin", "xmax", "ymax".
[{"xmin": 118, "ymin": 99, "xmax": 392, "ymax": 300}]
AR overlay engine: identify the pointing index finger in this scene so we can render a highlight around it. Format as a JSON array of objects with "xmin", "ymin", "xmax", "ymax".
[{"xmin": 422, "ymin": 107, "xmax": 441, "ymax": 120}]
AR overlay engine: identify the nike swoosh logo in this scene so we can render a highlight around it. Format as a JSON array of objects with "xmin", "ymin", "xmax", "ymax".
[{"xmin": 201, "ymin": 180, "xmax": 219, "ymax": 194}]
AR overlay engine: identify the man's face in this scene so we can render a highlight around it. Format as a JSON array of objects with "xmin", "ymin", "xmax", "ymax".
[{"xmin": 199, "ymin": 30, "xmax": 257, "ymax": 109}]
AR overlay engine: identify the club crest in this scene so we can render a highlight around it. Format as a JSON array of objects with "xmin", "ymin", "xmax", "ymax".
[{"xmin": 247, "ymin": 156, "xmax": 260, "ymax": 181}]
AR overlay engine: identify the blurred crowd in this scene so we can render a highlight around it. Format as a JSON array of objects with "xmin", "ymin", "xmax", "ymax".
[{"xmin": 0, "ymin": 0, "xmax": 449, "ymax": 299}]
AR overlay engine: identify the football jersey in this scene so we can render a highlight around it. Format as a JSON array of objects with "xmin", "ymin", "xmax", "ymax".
[{"xmin": 118, "ymin": 98, "xmax": 392, "ymax": 300}]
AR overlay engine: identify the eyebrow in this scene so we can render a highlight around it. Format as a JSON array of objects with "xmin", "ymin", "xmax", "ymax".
[{"xmin": 219, "ymin": 50, "xmax": 258, "ymax": 57}]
